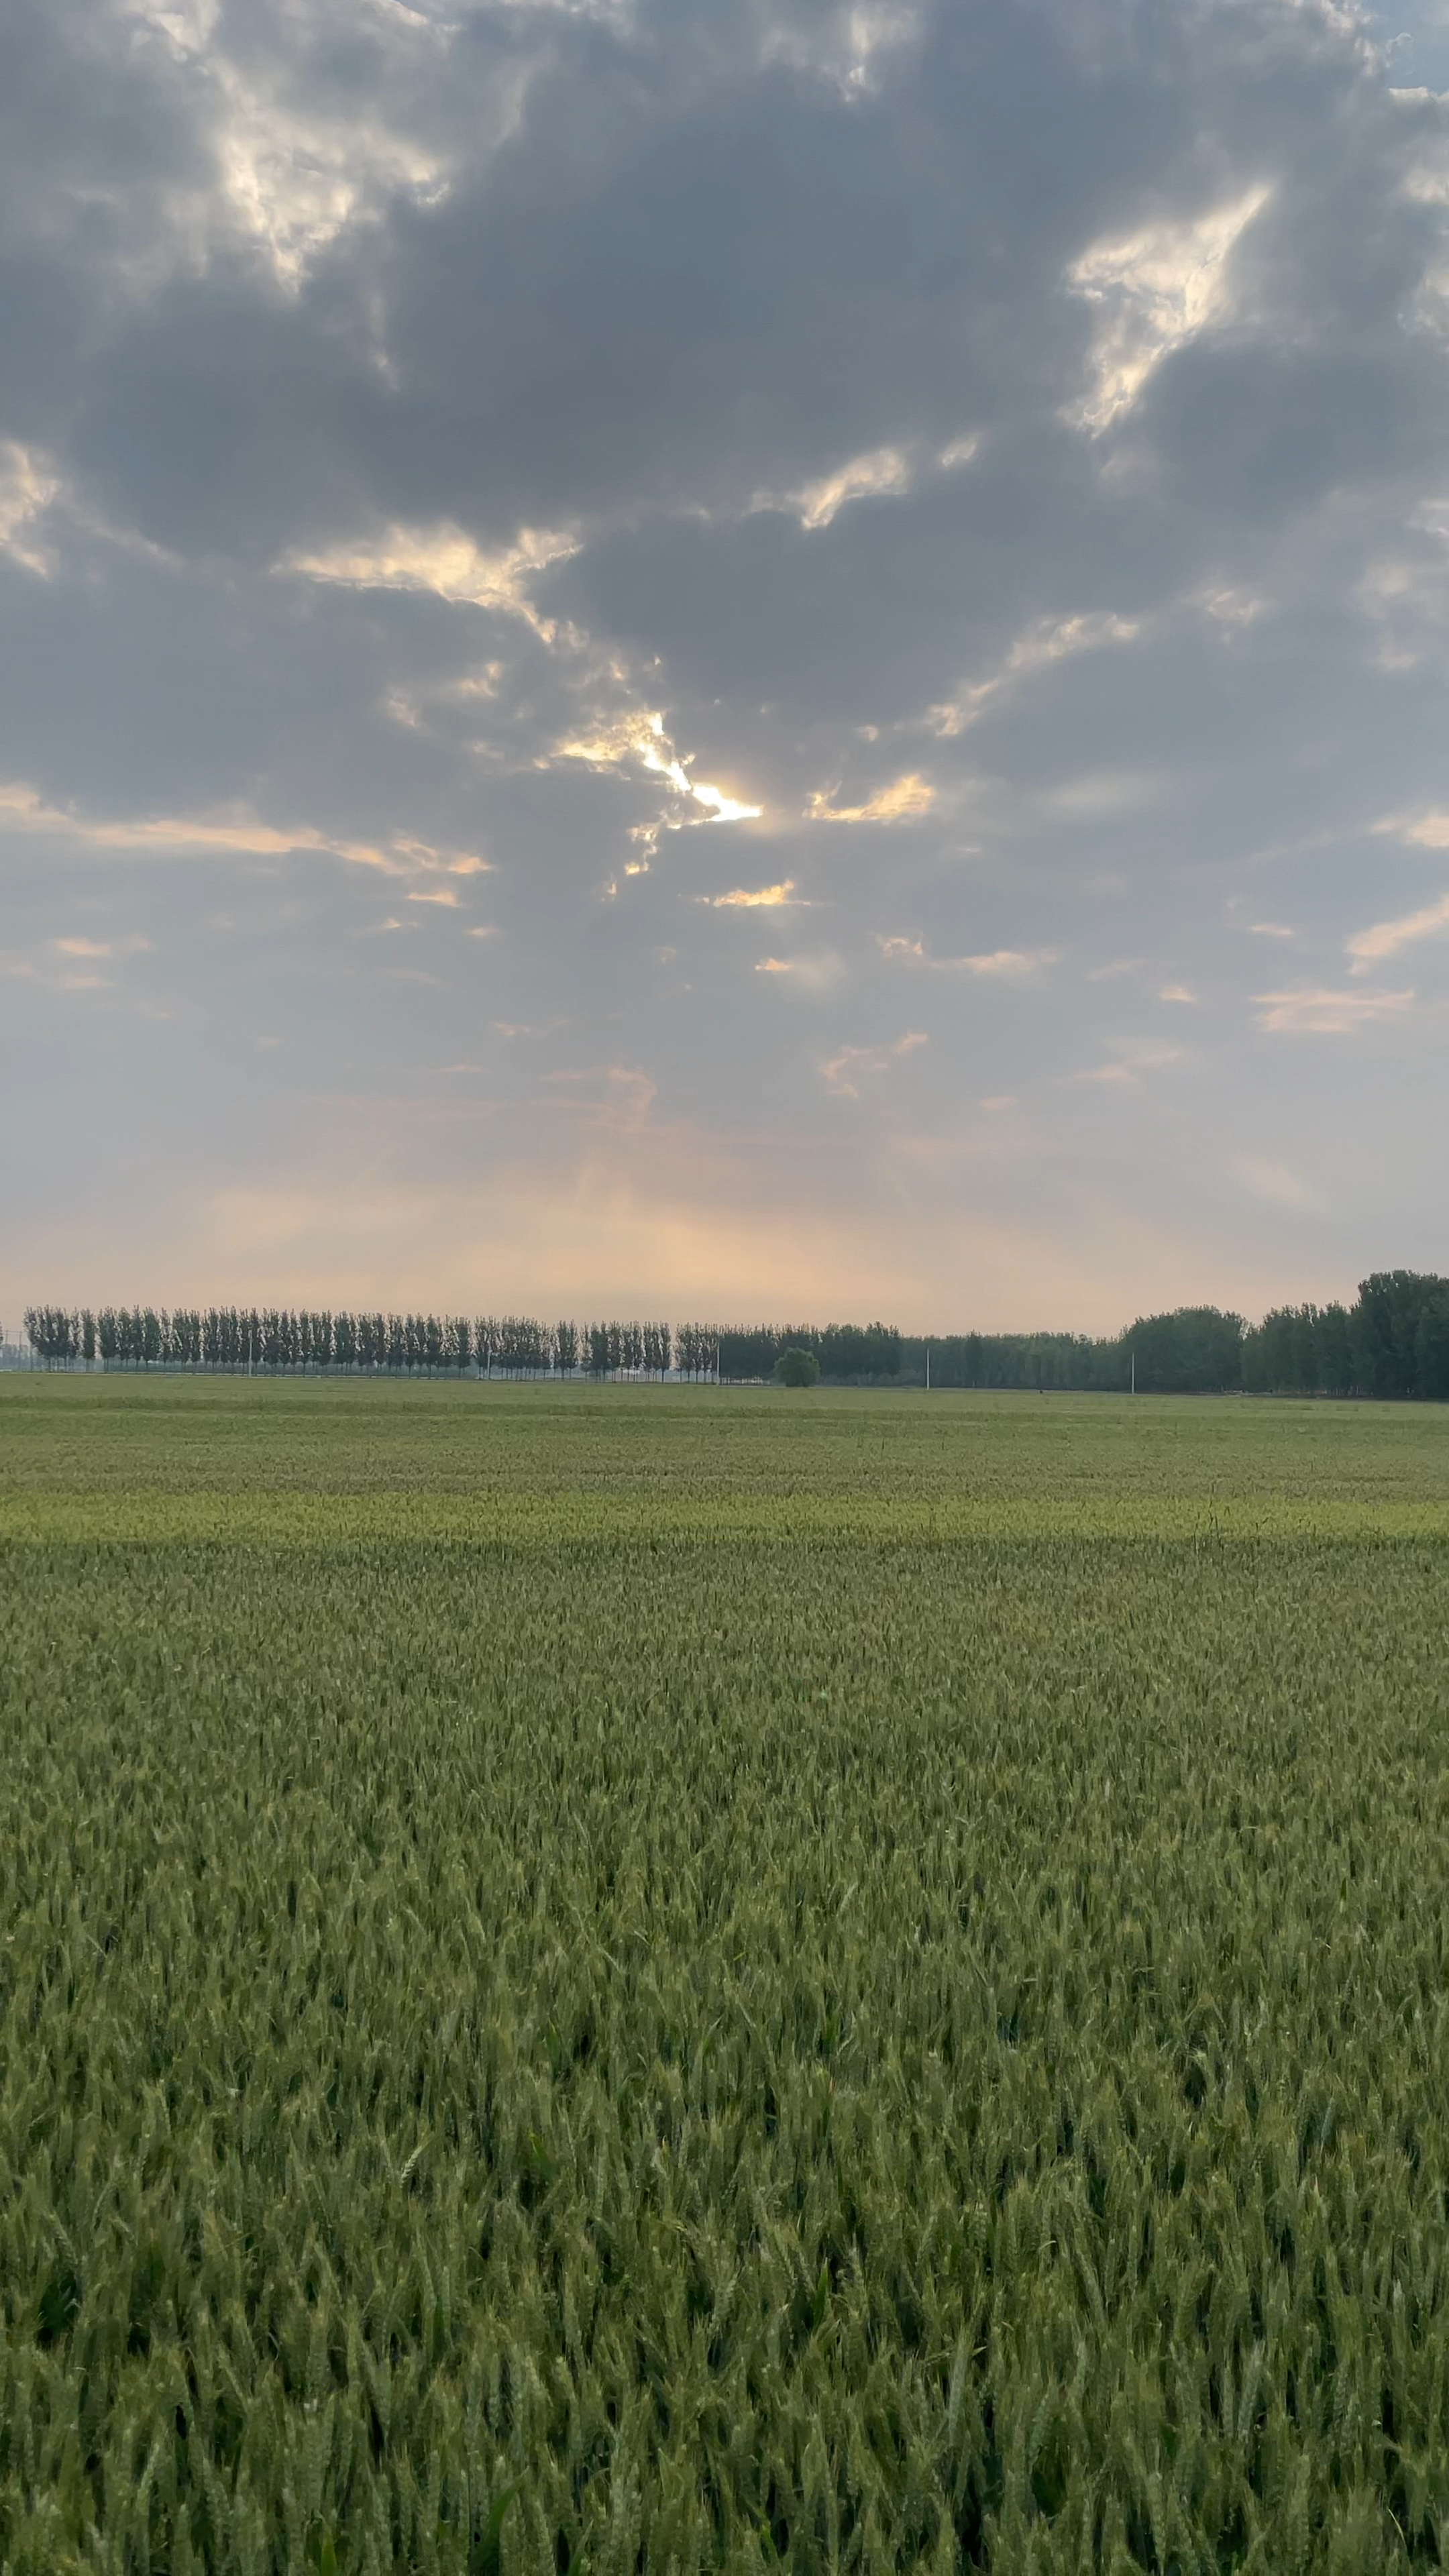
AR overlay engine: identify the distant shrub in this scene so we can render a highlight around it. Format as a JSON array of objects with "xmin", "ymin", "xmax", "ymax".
[{"xmin": 774, "ymin": 1346, "xmax": 820, "ymax": 1388}]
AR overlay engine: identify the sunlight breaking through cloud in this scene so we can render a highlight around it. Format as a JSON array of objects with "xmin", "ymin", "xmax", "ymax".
[{"xmin": 553, "ymin": 712, "xmax": 763, "ymax": 837}]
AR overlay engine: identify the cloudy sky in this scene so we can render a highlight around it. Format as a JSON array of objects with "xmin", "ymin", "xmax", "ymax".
[{"xmin": 3, "ymin": 0, "xmax": 1449, "ymax": 1332}]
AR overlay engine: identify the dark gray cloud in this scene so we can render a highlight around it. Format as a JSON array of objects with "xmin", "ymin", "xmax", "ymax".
[{"xmin": 2, "ymin": 0, "xmax": 1448, "ymax": 1326}]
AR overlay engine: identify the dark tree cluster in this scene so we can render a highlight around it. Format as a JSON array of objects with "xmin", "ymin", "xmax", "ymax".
[
  {"xmin": 713, "ymin": 1322, "xmax": 903, "ymax": 1381},
  {"xmin": 906, "ymin": 1309, "xmax": 1249, "ymax": 1395},
  {"xmin": 908, "ymin": 1282, "xmax": 1449, "ymax": 1397},
  {"xmin": 1242, "ymin": 1273, "xmax": 1449, "ymax": 1399},
  {"xmin": 904, "ymin": 1330, "xmax": 1129, "ymax": 1393}
]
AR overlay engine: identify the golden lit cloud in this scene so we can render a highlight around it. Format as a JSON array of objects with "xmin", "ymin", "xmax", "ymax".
[
  {"xmin": 0, "ymin": 782, "xmax": 476, "ymax": 881},
  {"xmin": 761, "ymin": 444, "xmax": 914, "ymax": 531},
  {"xmin": 703, "ymin": 881, "xmax": 800, "ymax": 909},
  {"xmin": 1067, "ymin": 184, "xmax": 1271, "ymax": 431},
  {"xmin": 278, "ymin": 521, "xmax": 578, "ymax": 633},
  {"xmin": 808, "ymin": 773, "xmax": 934, "ymax": 823},
  {"xmin": 689, "ymin": 782, "xmax": 763, "ymax": 822},
  {"xmin": 392, "ymin": 838, "xmax": 492, "ymax": 875},
  {"xmin": 552, "ymin": 710, "xmax": 761, "ymax": 824},
  {"xmin": 123, "ymin": 1, "xmax": 454, "ymax": 290},
  {"xmin": 755, "ymin": 951, "xmax": 845, "ymax": 991},
  {"xmin": 751, "ymin": 429, "xmax": 977, "ymax": 531}
]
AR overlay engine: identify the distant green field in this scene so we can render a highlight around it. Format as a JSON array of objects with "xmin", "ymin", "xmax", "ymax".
[{"xmin": 3, "ymin": 1379, "xmax": 1448, "ymax": 2571}]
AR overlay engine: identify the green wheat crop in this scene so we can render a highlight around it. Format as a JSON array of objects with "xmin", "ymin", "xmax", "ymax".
[{"xmin": 2, "ymin": 1378, "xmax": 1448, "ymax": 2571}]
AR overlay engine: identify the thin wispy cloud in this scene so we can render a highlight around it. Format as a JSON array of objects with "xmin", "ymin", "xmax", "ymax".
[
  {"xmin": 1346, "ymin": 892, "xmax": 1449, "ymax": 969},
  {"xmin": 878, "ymin": 937, "xmax": 1059, "ymax": 976},
  {"xmin": 1074, "ymin": 1042, "xmax": 1185, "ymax": 1086},
  {"xmin": 822, "ymin": 1032, "xmax": 928, "ymax": 1097},
  {"xmin": 1374, "ymin": 809, "xmax": 1449, "ymax": 850},
  {"xmin": 1255, "ymin": 988, "xmax": 1415, "ymax": 1034},
  {"xmin": 0, "ymin": 442, "xmax": 62, "ymax": 577},
  {"xmin": 930, "ymin": 612, "xmax": 1142, "ymax": 735},
  {"xmin": 53, "ymin": 934, "xmax": 152, "ymax": 960},
  {"xmin": 1232, "ymin": 1156, "xmax": 1326, "ymax": 1214},
  {"xmin": 0, "ymin": 784, "xmax": 451, "ymax": 878}
]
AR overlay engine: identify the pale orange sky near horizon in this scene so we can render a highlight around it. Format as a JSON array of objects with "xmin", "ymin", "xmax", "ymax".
[{"xmin": 2, "ymin": 1102, "xmax": 1389, "ymax": 1336}]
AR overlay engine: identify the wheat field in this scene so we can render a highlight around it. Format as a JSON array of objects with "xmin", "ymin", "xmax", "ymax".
[{"xmin": 3, "ymin": 1378, "xmax": 1448, "ymax": 2572}]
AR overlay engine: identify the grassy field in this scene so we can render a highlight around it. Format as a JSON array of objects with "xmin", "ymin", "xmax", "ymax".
[{"xmin": 2, "ymin": 1378, "xmax": 1448, "ymax": 2573}]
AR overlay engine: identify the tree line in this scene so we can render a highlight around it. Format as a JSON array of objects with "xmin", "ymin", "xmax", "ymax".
[
  {"xmin": 17, "ymin": 1309, "xmax": 901, "ymax": 1382},
  {"xmin": 19, "ymin": 1273, "xmax": 1449, "ymax": 1395},
  {"xmin": 19, "ymin": 1308, "xmax": 696, "ymax": 1378}
]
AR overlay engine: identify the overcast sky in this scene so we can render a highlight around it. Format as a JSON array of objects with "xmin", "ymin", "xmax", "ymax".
[{"xmin": 3, "ymin": 0, "xmax": 1448, "ymax": 1332}]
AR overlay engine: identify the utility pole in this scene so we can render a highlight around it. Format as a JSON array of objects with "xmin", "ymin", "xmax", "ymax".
[{"xmin": 926, "ymin": 1341, "xmax": 930, "ymax": 1391}]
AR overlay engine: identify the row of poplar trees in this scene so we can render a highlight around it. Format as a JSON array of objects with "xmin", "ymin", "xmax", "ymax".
[{"xmin": 20, "ymin": 1309, "xmax": 712, "ymax": 1377}]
